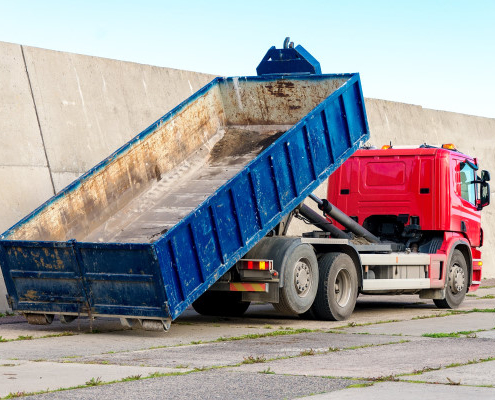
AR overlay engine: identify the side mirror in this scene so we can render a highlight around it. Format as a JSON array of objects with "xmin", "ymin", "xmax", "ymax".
[
  {"xmin": 481, "ymin": 170, "xmax": 491, "ymax": 182},
  {"xmin": 479, "ymin": 181, "xmax": 490, "ymax": 210}
]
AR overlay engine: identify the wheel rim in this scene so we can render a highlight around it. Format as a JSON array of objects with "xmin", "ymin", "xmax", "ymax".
[
  {"xmin": 294, "ymin": 258, "xmax": 312, "ymax": 297},
  {"xmin": 334, "ymin": 268, "xmax": 352, "ymax": 307},
  {"xmin": 449, "ymin": 263, "xmax": 466, "ymax": 294}
]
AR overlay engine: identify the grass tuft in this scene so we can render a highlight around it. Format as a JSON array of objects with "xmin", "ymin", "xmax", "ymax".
[{"xmin": 242, "ymin": 355, "xmax": 267, "ymax": 364}]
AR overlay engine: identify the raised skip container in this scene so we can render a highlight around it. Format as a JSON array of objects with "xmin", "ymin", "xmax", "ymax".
[{"xmin": 0, "ymin": 74, "xmax": 369, "ymax": 327}]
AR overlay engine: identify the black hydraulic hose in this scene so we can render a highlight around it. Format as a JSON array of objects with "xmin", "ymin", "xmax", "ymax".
[
  {"xmin": 298, "ymin": 204, "xmax": 351, "ymax": 239},
  {"xmin": 308, "ymin": 194, "xmax": 381, "ymax": 244}
]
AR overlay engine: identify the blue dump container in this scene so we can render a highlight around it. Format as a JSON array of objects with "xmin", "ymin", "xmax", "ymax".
[{"xmin": 0, "ymin": 74, "xmax": 369, "ymax": 329}]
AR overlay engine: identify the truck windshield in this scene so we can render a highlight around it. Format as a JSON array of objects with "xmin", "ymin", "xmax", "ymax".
[{"xmin": 460, "ymin": 162, "xmax": 476, "ymax": 204}]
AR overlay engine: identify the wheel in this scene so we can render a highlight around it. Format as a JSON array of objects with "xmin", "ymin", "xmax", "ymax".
[
  {"xmin": 192, "ymin": 291, "xmax": 250, "ymax": 317},
  {"xmin": 273, "ymin": 243, "xmax": 318, "ymax": 315},
  {"xmin": 311, "ymin": 252, "xmax": 358, "ymax": 321},
  {"xmin": 434, "ymin": 250, "xmax": 468, "ymax": 309}
]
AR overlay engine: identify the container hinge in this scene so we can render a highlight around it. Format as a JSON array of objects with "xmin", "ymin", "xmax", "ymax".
[{"xmin": 163, "ymin": 301, "xmax": 170, "ymax": 315}]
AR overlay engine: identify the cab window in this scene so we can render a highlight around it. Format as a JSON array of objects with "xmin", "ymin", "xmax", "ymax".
[{"xmin": 459, "ymin": 162, "xmax": 476, "ymax": 204}]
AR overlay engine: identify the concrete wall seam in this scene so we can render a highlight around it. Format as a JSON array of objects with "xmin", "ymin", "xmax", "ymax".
[{"xmin": 20, "ymin": 45, "xmax": 56, "ymax": 195}]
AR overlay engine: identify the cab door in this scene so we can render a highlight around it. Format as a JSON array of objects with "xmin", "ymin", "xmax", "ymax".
[{"xmin": 451, "ymin": 157, "xmax": 481, "ymax": 246}]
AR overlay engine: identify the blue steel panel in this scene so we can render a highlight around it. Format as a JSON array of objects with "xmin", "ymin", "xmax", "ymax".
[
  {"xmin": 271, "ymin": 148, "xmax": 297, "ymax": 208},
  {"xmin": 0, "ymin": 241, "xmax": 87, "ymax": 313},
  {"xmin": 170, "ymin": 228, "xmax": 203, "ymax": 298},
  {"xmin": 230, "ymin": 176, "xmax": 259, "ymax": 245},
  {"xmin": 324, "ymin": 97, "xmax": 352, "ymax": 159},
  {"xmin": 214, "ymin": 191, "xmax": 243, "ymax": 257},
  {"xmin": 250, "ymin": 158, "xmax": 280, "ymax": 225},
  {"xmin": 287, "ymin": 130, "xmax": 314, "ymax": 192},
  {"xmin": 305, "ymin": 115, "xmax": 331, "ymax": 177},
  {"xmin": 189, "ymin": 208, "xmax": 224, "ymax": 278},
  {"xmin": 75, "ymin": 243, "xmax": 168, "ymax": 317},
  {"xmin": 342, "ymin": 84, "xmax": 367, "ymax": 144},
  {"xmin": 154, "ymin": 243, "xmax": 183, "ymax": 313}
]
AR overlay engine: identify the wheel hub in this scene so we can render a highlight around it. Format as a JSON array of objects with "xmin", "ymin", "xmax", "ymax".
[
  {"xmin": 294, "ymin": 260, "xmax": 311, "ymax": 297},
  {"xmin": 334, "ymin": 268, "xmax": 352, "ymax": 307},
  {"xmin": 449, "ymin": 264, "xmax": 465, "ymax": 294}
]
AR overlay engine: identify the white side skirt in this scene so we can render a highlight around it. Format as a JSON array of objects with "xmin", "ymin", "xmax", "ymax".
[{"xmin": 362, "ymin": 278, "xmax": 431, "ymax": 291}]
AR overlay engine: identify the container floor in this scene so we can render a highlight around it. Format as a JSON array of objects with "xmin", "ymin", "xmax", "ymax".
[{"xmin": 83, "ymin": 125, "xmax": 287, "ymax": 243}]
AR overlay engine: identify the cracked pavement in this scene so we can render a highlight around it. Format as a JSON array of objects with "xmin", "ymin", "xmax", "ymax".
[{"xmin": 0, "ymin": 280, "xmax": 494, "ymax": 399}]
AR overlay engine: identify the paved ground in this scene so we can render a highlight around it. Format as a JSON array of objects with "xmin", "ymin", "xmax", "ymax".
[{"xmin": 0, "ymin": 280, "xmax": 494, "ymax": 399}]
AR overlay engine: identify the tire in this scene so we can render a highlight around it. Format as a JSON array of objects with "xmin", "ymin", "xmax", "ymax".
[
  {"xmin": 299, "ymin": 307, "xmax": 317, "ymax": 320},
  {"xmin": 192, "ymin": 291, "xmax": 250, "ymax": 317},
  {"xmin": 273, "ymin": 243, "xmax": 318, "ymax": 315},
  {"xmin": 434, "ymin": 249, "xmax": 468, "ymax": 309},
  {"xmin": 311, "ymin": 252, "xmax": 358, "ymax": 321}
]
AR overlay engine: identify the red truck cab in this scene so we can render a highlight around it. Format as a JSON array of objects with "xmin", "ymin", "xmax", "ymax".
[{"xmin": 328, "ymin": 144, "xmax": 490, "ymax": 300}]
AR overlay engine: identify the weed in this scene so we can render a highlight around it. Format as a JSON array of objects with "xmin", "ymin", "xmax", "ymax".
[
  {"xmin": 175, "ymin": 364, "xmax": 189, "ymax": 369},
  {"xmin": 4, "ymin": 392, "xmax": 26, "ymax": 398},
  {"xmin": 242, "ymin": 355, "xmax": 267, "ymax": 364},
  {"xmin": 478, "ymin": 294, "xmax": 495, "ymax": 300},
  {"xmin": 328, "ymin": 347, "xmax": 340, "ymax": 352},
  {"xmin": 346, "ymin": 382, "xmax": 374, "ymax": 389},
  {"xmin": 422, "ymin": 332, "xmax": 460, "ymax": 338},
  {"xmin": 0, "ymin": 311, "xmax": 15, "ymax": 318},
  {"xmin": 263, "ymin": 325, "xmax": 273, "ymax": 329},
  {"xmin": 215, "ymin": 328, "xmax": 314, "ymax": 343},
  {"xmin": 85, "ymin": 377, "xmax": 102, "ymax": 386},
  {"xmin": 0, "ymin": 336, "xmax": 7, "ymax": 343},
  {"xmin": 191, "ymin": 340, "xmax": 203, "ymax": 345},
  {"xmin": 16, "ymin": 335, "xmax": 33, "ymax": 341},
  {"xmin": 122, "ymin": 375, "xmax": 141, "ymax": 381},
  {"xmin": 260, "ymin": 367, "xmax": 275, "ymax": 374},
  {"xmin": 299, "ymin": 349, "xmax": 316, "ymax": 356},
  {"xmin": 446, "ymin": 377, "xmax": 461, "ymax": 385},
  {"xmin": 147, "ymin": 371, "xmax": 166, "ymax": 378},
  {"xmin": 372, "ymin": 374, "xmax": 399, "ymax": 382},
  {"xmin": 423, "ymin": 329, "xmax": 482, "ymax": 338}
]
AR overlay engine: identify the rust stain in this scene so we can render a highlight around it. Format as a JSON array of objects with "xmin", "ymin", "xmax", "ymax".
[{"xmin": 21, "ymin": 290, "xmax": 39, "ymax": 301}]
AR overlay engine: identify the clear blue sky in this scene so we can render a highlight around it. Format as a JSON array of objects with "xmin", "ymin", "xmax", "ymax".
[{"xmin": 1, "ymin": 0, "xmax": 494, "ymax": 118}]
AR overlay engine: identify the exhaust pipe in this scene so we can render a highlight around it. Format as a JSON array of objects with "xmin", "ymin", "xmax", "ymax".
[{"xmin": 308, "ymin": 194, "xmax": 380, "ymax": 244}]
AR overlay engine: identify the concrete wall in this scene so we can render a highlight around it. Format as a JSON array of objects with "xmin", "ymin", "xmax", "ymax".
[{"xmin": 1, "ymin": 41, "xmax": 494, "ymax": 311}]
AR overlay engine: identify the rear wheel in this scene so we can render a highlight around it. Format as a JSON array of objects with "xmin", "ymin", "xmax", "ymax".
[
  {"xmin": 311, "ymin": 253, "xmax": 358, "ymax": 321},
  {"xmin": 273, "ymin": 243, "xmax": 318, "ymax": 315},
  {"xmin": 434, "ymin": 250, "xmax": 468, "ymax": 309},
  {"xmin": 192, "ymin": 291, "xmax": 250, "ymax": 317}
]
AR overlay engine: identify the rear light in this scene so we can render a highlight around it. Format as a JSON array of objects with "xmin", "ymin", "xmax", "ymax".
[
  {"xmin": 381, "ymin": 145, "xmax": 392, "ymax": 150},
  {"xmin": 442, "ymin": 143, "xmax": 456, "ymax": 150},
  {"xmin": 238, "ymin": 259, "xmax": 273, "ymax": 271}
]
